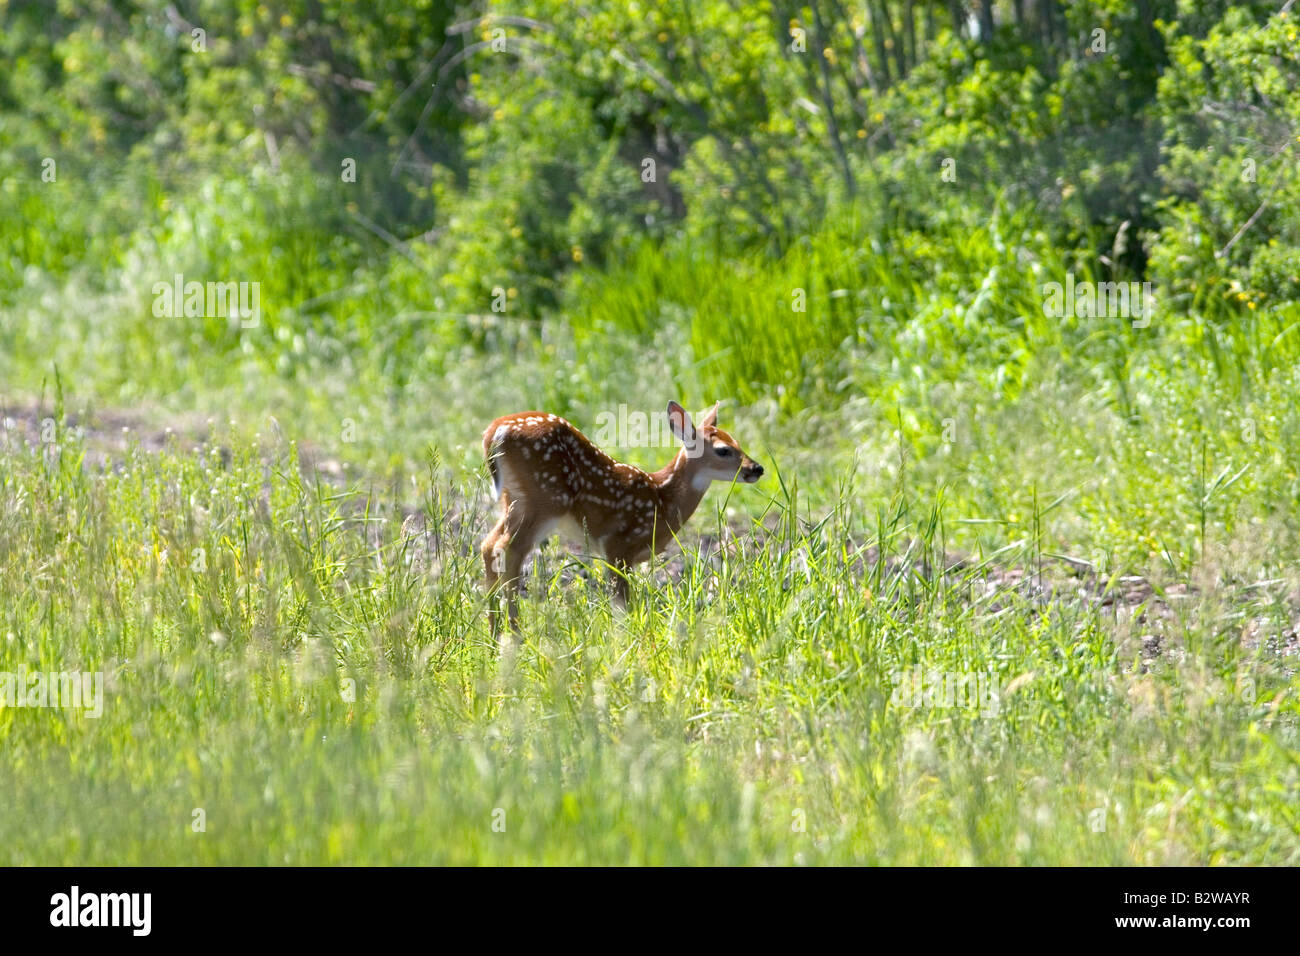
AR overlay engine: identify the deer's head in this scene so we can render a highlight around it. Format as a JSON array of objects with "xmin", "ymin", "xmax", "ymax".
[{"xmin": 667, "ymin": 401, "xmax": 764, "ymax": 484}]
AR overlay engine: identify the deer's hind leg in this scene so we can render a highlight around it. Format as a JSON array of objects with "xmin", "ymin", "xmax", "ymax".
[
  {"xmin": 483, "ymin": 495, "xmax": 543, "ymax": 638},
  {"xmin": 481, "ymin": 509, "xmax": 509, "ymax": 637},
  {"xmin": 500, "ymin": 516, "xmax": 544, "ymax": 636}
]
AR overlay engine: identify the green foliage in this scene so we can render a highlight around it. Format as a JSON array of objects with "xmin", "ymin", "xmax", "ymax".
[{"xmin": 1149, "ymin": 6, "xmax": 1300, "ymax": 317}]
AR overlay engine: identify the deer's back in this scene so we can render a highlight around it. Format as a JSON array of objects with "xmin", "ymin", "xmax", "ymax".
[{"xmin": 483, "ymin": 412, "xmax": 661, "ymax": 541}]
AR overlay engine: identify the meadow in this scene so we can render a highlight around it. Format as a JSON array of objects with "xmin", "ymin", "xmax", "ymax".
[{"xmin": 1, "ymin": 0, "xmax": 1298, "ymax": 864}]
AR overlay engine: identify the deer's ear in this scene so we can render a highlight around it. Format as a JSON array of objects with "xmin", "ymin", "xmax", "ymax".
[
  {"xmin": 698, "ymin": 401, "xmax": 720, "ymax": 429},
  {"xmin": 666, "ymin": 401, "xmax": 696, "ymax": 444}
]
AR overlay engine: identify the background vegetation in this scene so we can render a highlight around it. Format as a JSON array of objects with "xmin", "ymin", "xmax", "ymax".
[{"xmin": 1, "ymin": 0, "xmax": 1297, "ymax": 863}]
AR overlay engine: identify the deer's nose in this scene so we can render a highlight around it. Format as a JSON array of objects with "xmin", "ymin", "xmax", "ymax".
[{"xmin": 750, "ymin": 464, "xmax": 764, "ymax": 477}]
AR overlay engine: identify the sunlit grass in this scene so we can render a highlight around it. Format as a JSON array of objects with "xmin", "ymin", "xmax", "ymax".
[{"xmin": 0, "ymin": 407, "xmax": 1295, "ymax": 863}]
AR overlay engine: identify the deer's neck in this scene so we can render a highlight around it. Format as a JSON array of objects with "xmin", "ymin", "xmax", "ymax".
[{"xmin": 651, "ymin": 449, "xmax": 710, "ymax": 535}]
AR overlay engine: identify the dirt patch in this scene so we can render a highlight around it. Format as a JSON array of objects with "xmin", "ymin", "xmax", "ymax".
[{"xmin": 0, "ymin": 398, "xmax": 350, "ymax": 483}]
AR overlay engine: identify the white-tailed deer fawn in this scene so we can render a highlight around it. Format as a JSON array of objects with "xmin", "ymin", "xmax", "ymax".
[{"xmin": 480, "ymin": 401, "xmax": 763, "ymax": 636}]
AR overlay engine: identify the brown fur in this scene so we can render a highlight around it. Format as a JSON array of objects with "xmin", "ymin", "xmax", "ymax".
[{"xmin": 479, "ymin": 403, "xmax": 762, "ymax": 637}]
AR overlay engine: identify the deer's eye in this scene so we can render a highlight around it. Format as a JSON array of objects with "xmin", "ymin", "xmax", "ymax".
[{"xmin": 716, "ymin": 446, "xmax": 731, "ymax": 457}]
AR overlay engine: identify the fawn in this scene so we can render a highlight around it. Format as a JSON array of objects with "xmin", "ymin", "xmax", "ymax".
[{"xmin": 480, "ymin": 401, "xmax": 763, "ymax": 636}]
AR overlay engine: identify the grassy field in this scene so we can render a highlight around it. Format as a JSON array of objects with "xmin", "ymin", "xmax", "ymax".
[{"xmin": 2, "ymin": 189, "xmax": 1298, "ymax": 865}]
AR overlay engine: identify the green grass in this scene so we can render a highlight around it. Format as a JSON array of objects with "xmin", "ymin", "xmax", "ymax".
[
  {"xmin": 1, "ymin": 169, "xmax": 1298, "ymax": 864},
  {"xmin": 0, "ymin": 389, "xmax": 1296, "ymax": 863}
]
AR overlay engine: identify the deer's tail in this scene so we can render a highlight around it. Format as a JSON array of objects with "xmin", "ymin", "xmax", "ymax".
[{"xmin": 483, "ymin": 425, "xmax": 507, "ymax": 499}]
